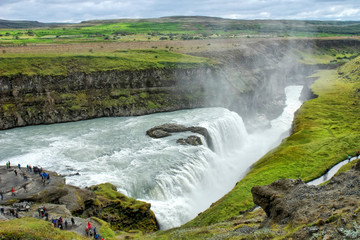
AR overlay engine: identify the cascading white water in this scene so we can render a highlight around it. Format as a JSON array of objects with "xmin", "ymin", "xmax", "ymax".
[{"xmin": 0, "ymin": 85, "xmax": 303, "ymax": 229}]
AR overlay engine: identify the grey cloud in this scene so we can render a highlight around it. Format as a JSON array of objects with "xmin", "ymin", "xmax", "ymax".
[{"xmin": 0, "ymin": 0, "xmax": 359, "ymax": 22}]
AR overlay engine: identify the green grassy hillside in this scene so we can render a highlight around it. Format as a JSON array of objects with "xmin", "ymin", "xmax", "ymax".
[
  {"xmin": 0, "ymin": 217, "xmax": 87, "ymax": 240},
  {"xmin": 184, "ymin": 54, "xmax": 360, "ymax": 227},
  {"xmin": 0, "ymin": 50, "xmax": 212, "ymax": 76}
]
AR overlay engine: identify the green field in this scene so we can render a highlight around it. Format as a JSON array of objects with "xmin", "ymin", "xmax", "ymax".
[
  {"xmin": 1, "ymin": 17, "xmax": 360, "ymax": 45},
  {"xmin": 0, "ymin": 49, "xmax": 212, "ymax": 76}
]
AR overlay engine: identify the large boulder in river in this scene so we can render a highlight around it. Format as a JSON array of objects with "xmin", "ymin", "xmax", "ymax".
[
  {"xmin": 146, "ymin": 123, "xmax": 190, "ymax": 137},
  {"xmin": 146, "ymin": 123, "xmax": 213, "ymax": 150},
  {"xmin": 148, "ymin": 129, "xmax": 171, "ymax": 138},
  {"xmin": 177, "ymin": 135, "xmax": 203, "ymax": 146}
]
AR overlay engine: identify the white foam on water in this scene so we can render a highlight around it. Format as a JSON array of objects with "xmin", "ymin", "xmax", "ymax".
[{"xmin": 0, "ymin": 85, "xmax": 303, "ymax": 229}]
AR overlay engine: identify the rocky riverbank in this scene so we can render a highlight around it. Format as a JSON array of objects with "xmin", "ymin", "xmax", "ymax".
[{"xmin": 0, "ymin": 164, "xmax": 158, "ymax": 238}]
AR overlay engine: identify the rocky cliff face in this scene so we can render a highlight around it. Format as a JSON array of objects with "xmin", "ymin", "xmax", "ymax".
[
  {"xmin": 251, "ymin": 159, "xmax": 360, "ymax": 239},
  {"xmin": 0, "ymin": 67, "xmax": 213, "ymax": 129},
  {"xmin": 1, "ymin": 39, "xmax": 359, "ymax": 130}
]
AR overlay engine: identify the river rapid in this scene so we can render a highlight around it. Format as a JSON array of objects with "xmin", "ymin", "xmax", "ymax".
[{"xmin": 0, "ymin": 85, "xmax": 303, "ymax": 229}]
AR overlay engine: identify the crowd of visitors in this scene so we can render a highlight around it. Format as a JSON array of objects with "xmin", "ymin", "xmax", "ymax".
[
  {"xmin": 1, "ymin": 161, "xmax": 50, "ymax": 201},
  {"xmin": 1, "ymin": 162, "xmax": 106, "ymax": 239}
]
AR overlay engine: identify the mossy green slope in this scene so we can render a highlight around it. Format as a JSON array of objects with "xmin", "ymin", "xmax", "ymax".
[
  {"xmin": 0, "ymin": 217, "xmax": 87, "ymax": 240},
  {"xmin": 89, "ymin": 183, "xmax": 158, "ymax": 232},
  {"xmin": 184, "ymin": 55, "xmax": 360, "ymax": 227},
  {"xmin": 0, "ymin": 49, "xmax": 212, "ymax": 76}
]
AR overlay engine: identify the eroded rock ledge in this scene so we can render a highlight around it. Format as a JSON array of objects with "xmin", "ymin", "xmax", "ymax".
[
  {"xmin": 146, "ymin": 123, "xmax": 213, "ymax": 149},
  {"xmin": 251, "ymin": 159, "xmax": 360, "ymax": 238}
]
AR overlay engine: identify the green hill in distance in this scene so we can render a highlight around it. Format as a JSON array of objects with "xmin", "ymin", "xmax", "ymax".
[{"xmin": 1, "ymin": 16, "xmax": 359, "ymax": 45}]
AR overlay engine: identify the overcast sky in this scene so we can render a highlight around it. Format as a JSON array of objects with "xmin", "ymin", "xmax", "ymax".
[{"xmin": 0, "ymin": 0, "xmax": 359, "ymax": 23}]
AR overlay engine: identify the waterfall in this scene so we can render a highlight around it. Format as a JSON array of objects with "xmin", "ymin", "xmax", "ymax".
[
  {"xmin": 0, "ymin": 85, "xmax": 304, "ymax": 230},
  {"xmin": 200, "ymin": 110, "xmax": 249, "ymax": 155},
  {"xmin": 146, "ymin": 108, "xmax": 250, "ymax": 228}
]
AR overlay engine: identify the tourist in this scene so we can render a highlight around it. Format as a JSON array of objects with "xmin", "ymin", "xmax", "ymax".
[
  {"xmin": 94, "ymin": 233, "xmax": 100, "ymax": 239},
  {"xmin": 93, "ymin": 227, "xmax": 97, "ymax": 236},
  {"xmin": 18, "ymin": 163, "xmax": 21, "ymax": 170},
  {"xmin": 23, "ymin": 185, "xmax": 27, "ymax": 193},
  {"xmin": 40, "ymin": 208, "xmax": 44, "ymax": 217},
  {"xmin": 88, "ymin": 222, "xmax": 91, "ymax": 230},
  {"xmin": 9, "ymin": 208, "xmax": 15, "ymax": 216},
  {"xmin": 11, "ymin": 187, "xmax": 15, "ymax": 196},
  {"xmin": 71, "ymin": 217, "xmax": 75, "ymax": 225},
  {"xmin": 0, "ymin": 208, "xmax": 4, "ymax": 215},
  {"xmin": 58, "ymin": 217, "xmax": 63, "ymax": 229},
  {"xmin": 47, "ymin": 173, "xmax": 50, "ymax": 184},
  {"xmin": 22, "ymin": 172, "xmax": 28, "ymax": 181},
  {"xmin": 14, "ymin": 169, "xmax": 17, "ymax": 176},
  {"xmin": 0, "ymin": 191, "xmax": 3, "ymax": 200},
  {"xmin": 65, "ymin": 220, "xmax": 68, "ymax": 229}
]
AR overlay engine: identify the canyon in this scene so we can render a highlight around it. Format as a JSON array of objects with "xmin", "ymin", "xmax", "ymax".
[{"xmin": 2, "ymin": 39, "xmax": 358, "ymax": 131}]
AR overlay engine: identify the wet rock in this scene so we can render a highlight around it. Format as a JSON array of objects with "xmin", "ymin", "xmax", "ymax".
[
  {"xmin": 147, "ymin": 129, "xmax": 171, "ymax": 138},
  {"xmin": 176, "ymin": 135, "xmax": 203, "ymax": 146},
  {"xmin": 146, "ymin": 123, "xmax": 190, "ymax": 136},
  {"xmin": 146, "ymin": 123, "xmax": 213, "ymax": 150}
]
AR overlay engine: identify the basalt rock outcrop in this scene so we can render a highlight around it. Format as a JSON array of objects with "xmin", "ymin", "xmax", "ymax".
[
  {"xmin": 84, "ymin": 183, "xmax": 159, "ymax": 232},
  {"xmin": 146, "ymin": 123, "xmax": 213, "ymax": 149},
  {"xmin": 251, "ymin": 159, "xmax": 360, "ymax": 239}
]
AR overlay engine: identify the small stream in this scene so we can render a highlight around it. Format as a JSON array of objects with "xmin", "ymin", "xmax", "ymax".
[{"xmin": 307, "ymin": 156, "xmax": 359, "ymax": 185}]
